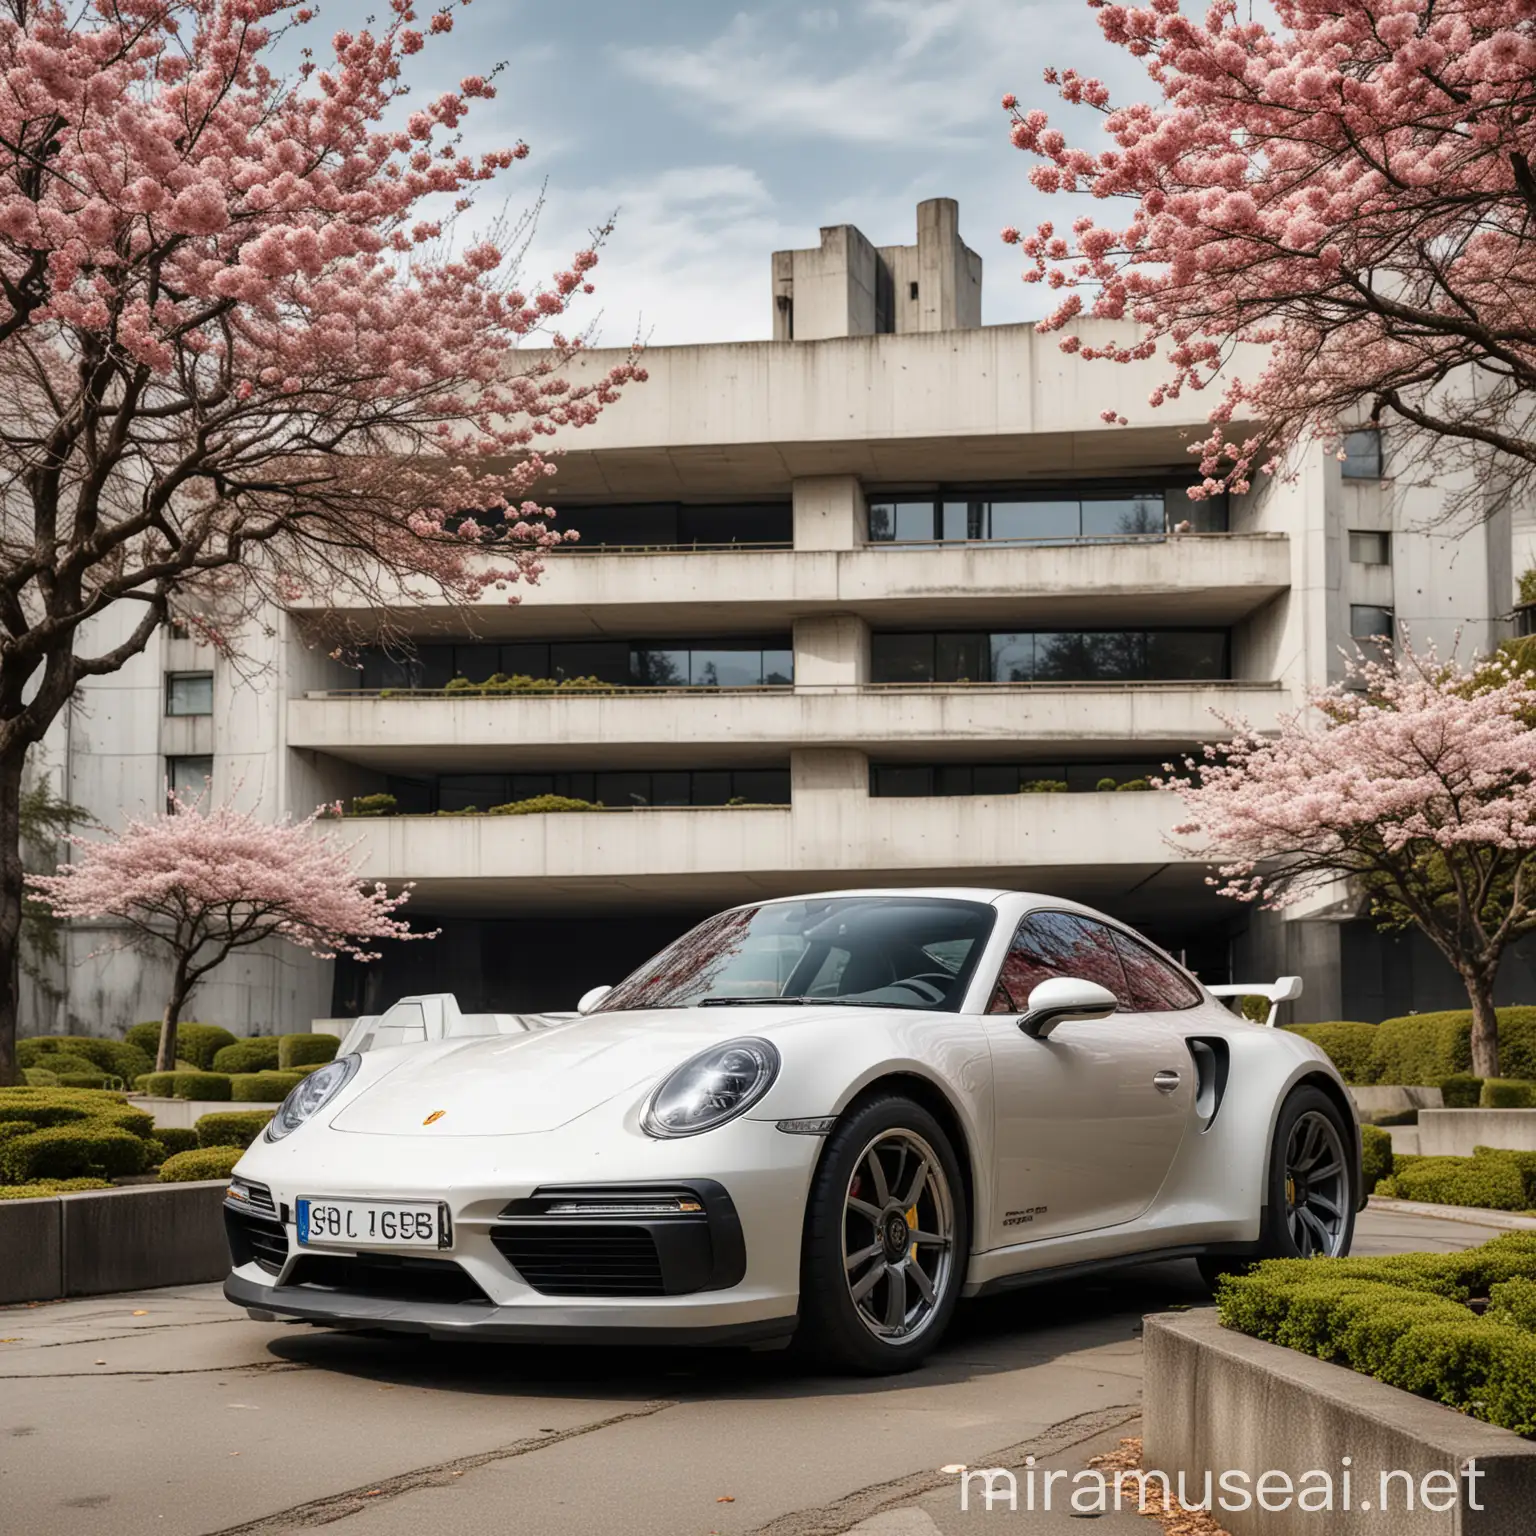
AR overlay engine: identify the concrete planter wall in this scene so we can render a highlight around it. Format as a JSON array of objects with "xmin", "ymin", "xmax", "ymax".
[
  {"xmin": 0, "ymin": 1181, "xmax": 228, "ymax": 1305},
  {"xmin": 1145, "ymin": 1310, "xmax": 1536, "ymax": 1536},
  {"xmin": 132, "ymin": 1095, "xmax": 281, "ymax": 1129},
  {"xmin": 1350, "ymin": 1086, "xmax": 1444, "ymax": 1117},
  {"xmin": 1418, "ymin": 1110, "xmax": 1536, "ymax": 1158}
]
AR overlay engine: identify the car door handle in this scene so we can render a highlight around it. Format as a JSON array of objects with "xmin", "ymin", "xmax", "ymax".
[{"xmin": 1152, "ymin": 1070, "xmax": 1182, "ymax": 1093}]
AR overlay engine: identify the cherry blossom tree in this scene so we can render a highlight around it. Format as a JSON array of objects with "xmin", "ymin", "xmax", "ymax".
[
  {"xmin": 1001, "ymin": 0, "xmax": 1536, "ymax": 503},
  {"xmin": 1166, "ymin": 645, "xmax": 1536, "ymax": 1076},
  {"xmin": 0, "ymin": 0, "xmax": 643, "ymax": 1082},
  {"xmin": 28, "ymin": 796, "xmax": 426, "ymax": 1070}
]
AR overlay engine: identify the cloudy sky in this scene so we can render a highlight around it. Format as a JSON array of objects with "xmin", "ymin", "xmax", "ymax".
[{"xmin": 321, "ymin": 1, "xmax": 1150, "ymax": 346}]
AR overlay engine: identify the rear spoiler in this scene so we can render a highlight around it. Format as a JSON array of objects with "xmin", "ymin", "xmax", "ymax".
[{"xmin": 1207, "ymin": 976, "xmax": 1303, "ymax": 1028}]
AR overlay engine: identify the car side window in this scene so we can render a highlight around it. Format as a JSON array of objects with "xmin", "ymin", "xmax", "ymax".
[
  {"xmin": 1110, "ymin": 929, "xmax": 1202, "ymax": 1011},
  {"xmin": 987, "ymin": 911, "xmax": 1127, "ymax": 1013}
]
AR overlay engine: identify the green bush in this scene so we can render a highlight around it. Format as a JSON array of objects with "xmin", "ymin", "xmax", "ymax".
[
  {"xmin": 1441, "ymin": 1073, "xmax": 1484, "ymax": 1108},
  {"xmin": 1018, "ymin": 779, "xmax": 1068, "ymax": 793},
  {"xmin": 1474, "ymin": 1147, "xmax": 1536, "ymax": 1206},
  {"xmin": 56, "ymin": 1072, "xmax": 110, "ymax": 1090},
  {"xmin": 1283, "ymin": 1022, "xmax": 1381, "ymax": 1084},
  {"xmin": 136, "ymin": 1071, "xmax": 176, "ymax": 1097},
  {"xmin": 195, "ymin": 1110, "xmax": 274, "ymax": 1148},
  {"xmin": 19, "ymin": 1035, "xmax": 151, "ymax": 1082},
  {"xmin": 1483, "ymin": 1079, "xmax": 1536, "ymax": 1108},
  {"xmin": 158, "ymin": 1144, "xmax": 245, "ymax": 1182},
  {"xmin": 349, "ymin": 792, "xmax": 397, "ymax": 817},
  {"xmin": 153, "ymin": 1126, "xmax": 200, "ymax": 1156},
  {"xmin": 278, "ymin": 1033, "xmax": 338, "ymax": 1069},
  {"xmin": 1113, "ymin": 778, "xmax": 1151, "ymax": 791},
  {"xmin": 0, "ymin": 1088, "xmax": 123, "ymax": 1130},
  {"xmin": 0, "ymin": 1177, "xmax": 113, "ymax": 1199},
  {"xmin": 0, "ymin": 1120, "xmax": 31, "ymax": 1142},
  {"xmin": 434, "ymin": 672, "xmax": 617, "ymax": 697},
  {"xmin": 1377, "ymin": 1150, "xmax": 1531, "ymax": 1211},
  {"xmin": 23, "ymin": 1068, "xmax": 58, "ymax": 1086},
  {"xmin": 485, "ymin": 794, "xmax": 601, "ymax": 815},
  {"xmin": 26, "ymin": 1050, "xmax": 101, "ymax": 1078},
  {"xmin": 1095, "ymin": 776, "xmax": 1117, "ymax": 792},
  {"xmin": 1216, "ymin": 1234, "xmax": 1536, "ymax": 1434},
  {"xmin": 159, "ymin": 1070, "xmax": 232, "ymax": 1101},
  {"xmin": 211, "ymin": 1038, "xmax": 281, "ymax": 1074},
  {"xmin": 231, "ymin": 1070, "xmax": 302, "ymax": 1102},
  {"xmin": 1373, "ymin": 1008, "xmax": 1536, "ymax": 1085},
  {"xmin": 124, "ymin": 1021, "xmax": 237, "ymax": 1071},
  {"xmin": 1361, "ymin": 1125, "xmax": 1394, "ymax": 1192},
  {"xmin": 0, "ymin": 1124, "xmax": 150, "ymax": 1182},
  {"xmin": 1489, "ymin": 1276, "xmax": 1536, "ymax": 1334}
]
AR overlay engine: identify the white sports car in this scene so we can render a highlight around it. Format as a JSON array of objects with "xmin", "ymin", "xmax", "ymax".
[{"xmin": 223, "ymin": 888, "xmax": 1362, "ymax": 1373}]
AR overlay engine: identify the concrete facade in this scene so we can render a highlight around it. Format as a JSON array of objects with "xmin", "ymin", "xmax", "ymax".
[{"xmin": 20, "ymin": 200, "xmax": 1531, "ymax": 1037}]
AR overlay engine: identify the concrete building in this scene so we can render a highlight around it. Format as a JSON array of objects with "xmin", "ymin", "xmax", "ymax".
[{"xmin": 24, "ymin": 199, "xmax": 1536, "ymax": 1038}]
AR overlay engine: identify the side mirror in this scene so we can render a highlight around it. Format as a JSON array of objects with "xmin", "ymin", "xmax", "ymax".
[
  {"xmin": 576, "ymin": 985, "xmax": 612, "ymax": 1016},
  {"xmin": 1019, "ymin": 977, "xmax": 1118, "ymax": 1040}
]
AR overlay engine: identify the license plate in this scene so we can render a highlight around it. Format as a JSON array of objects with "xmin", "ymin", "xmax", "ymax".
[{"xmin": 296, "ymin": 1197, "xmax": 447, "ymax": 1250}]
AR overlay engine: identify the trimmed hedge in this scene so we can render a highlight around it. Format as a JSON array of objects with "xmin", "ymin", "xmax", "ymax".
[
  {"xmin": 1376, "ymin": 1146, "xmax": 1536, "ymax": 1211},
  {"xmin": 211, "ymin": 1038, "xmax": 281, "ymax": 1074},
  {"xmin": 1216, "ymin": 1234, "xmax": 1536, "ymax": 1435},
  {"xmin": 158, "ymin": 1144, "xmax": 244, "ymax": 1182},
  {"xmin": 232, "ymin": 1071, "xmax": 301, "ymax": 1102},
  {"xmin": 279, "ymin": 1033, "xmax": 338, "ymax": 1069},
  {"xmin": 0, "ymin": 1124, "xmax": 150, "ymax": 1182},
  {"xmin": 195, "ymin": 1110, "xmax": 274, "ymax": 1148},
  {"xmin": 1373, "ymin": 1008, "xmax": 1536, "ymax": 1085},
  {"xmin": 23, "ymin": 1069, "xmax": 58, "ymax": 1087},
  {"xmin": 125, "ymin": 1021, "xmax": 237, "ymax": 1071},
  {"xmin": 1361, "ymin": 1124, "xmax": 1394, "ymax": 1192},
  {"xmin": 0, "ymin": 1177, "xmax": 113, "ymax": 1199},
  {"xmin": 1489, "ymin": 1276, "xmax": 1536, "ymax": 1334},
  {"xmin": 1484, "ymin": 1079, "xmax": 1536, "ymax": 1108},
  {"xmin": 1283, "ymin": 1022, "xmax": 1381, "ymax": 1084},
  {"xmin": 18, "ymin": 1034, "xmax": 151, "ymax": 1082},
  {"xmin": 1441, "ymin": 1074, "xmax": 1484, "ymax": 1108},
  {"xmin": 153, "ymin": 1126, "xmax": 200, "ymax": 1156}
]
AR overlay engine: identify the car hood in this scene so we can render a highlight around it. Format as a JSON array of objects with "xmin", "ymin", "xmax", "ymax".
[{"xmin": 328, "ymin": 1005, "xmax": 856, "ymax": 1136}]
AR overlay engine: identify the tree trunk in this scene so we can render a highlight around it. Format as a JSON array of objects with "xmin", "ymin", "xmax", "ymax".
[
  {"xmin": 0, "ymin": 748, "xmax": 27, "ymax": 1086},
  {"xmin": 156, "ymin": 961, "xmax": 194, "ymax": 1073},
  {"xmin": 1465, "ymin": 972, "xmax": 1501, "ymax": 1080}
]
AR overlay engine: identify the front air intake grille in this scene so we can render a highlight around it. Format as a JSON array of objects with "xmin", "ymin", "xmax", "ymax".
[
  {"xmin": 240, "ymin": 1179, "xmax": 277, "ymax": 1216},
  {"xmin": 224, "ymin": 1208, "xmax": 288, "ymax": 1276},
  {"xmin": 286, "ymin": 1253, "xmax": 491, "ymax": 1306},
  {"xmin": 490, "ymin": 1226, "xmax": 666, "ymax": 1297}
]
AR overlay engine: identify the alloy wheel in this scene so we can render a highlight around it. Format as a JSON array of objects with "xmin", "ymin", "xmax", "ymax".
[
  {"xmin": 1284, "ymin": 1109, "xmax": 1349, "ymax": 1257},
  {"xmin": 842, "ymin": 1128, "xmax": 955, "ymax": 1342}
]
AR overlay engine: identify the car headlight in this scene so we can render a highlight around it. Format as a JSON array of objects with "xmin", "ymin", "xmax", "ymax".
[
  {"xmin": 264, "ymin": 1055, "xmax": 361, "ymax": 1142},
  {"xmin": 642, "ymin": 1038, "xmax": 780, "ymax": 1138}
]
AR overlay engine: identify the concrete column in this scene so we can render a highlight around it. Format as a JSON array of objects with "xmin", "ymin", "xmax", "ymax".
[
  {"xmin": 791, "ymin": 748, "xmax": 869, "ymax": 863},
  {"xmin": 916, "ymin": 198, "xmax": 981, "ymax": 333},
  {"xmin": 793, "ymin": 475, "xmax": 867, "ymax": 551},
  {"xmin": 793, "ymin": 614, "xmax": 870, "ymax": 687},
  {"xmin": 1233, "ymin": 907, "xmax": 1343, "ymax": 1025}
]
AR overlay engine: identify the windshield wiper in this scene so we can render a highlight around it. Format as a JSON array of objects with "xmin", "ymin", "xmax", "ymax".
[{"xmin": 697, "ymin": 995, "xmax": 811, "ymax": 1007}]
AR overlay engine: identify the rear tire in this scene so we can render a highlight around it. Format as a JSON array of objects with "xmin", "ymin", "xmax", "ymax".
[
  {"xmin": 1197, "ymin": 1085, "xmax": 1356, "ymax": 1293},
  {"xmin": 794, "ymin": 1094, "xmax": 968, "ymax": 1375}
]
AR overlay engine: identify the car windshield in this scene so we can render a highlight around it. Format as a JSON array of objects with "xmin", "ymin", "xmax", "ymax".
[{"xmin": 593, "ymin": 897, "xmax": 998, "ymax": 1013}]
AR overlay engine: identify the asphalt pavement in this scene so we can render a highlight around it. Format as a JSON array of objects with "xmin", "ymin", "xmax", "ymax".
[{"xmin": 0, "ymin": 1205, "xmax": 1515, "ymax": 1536}]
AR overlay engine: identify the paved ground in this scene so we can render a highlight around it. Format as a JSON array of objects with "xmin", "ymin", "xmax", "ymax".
[{"xmin": 0, "ymin": 1206, "xmax": 1513, "ymax": 1536}]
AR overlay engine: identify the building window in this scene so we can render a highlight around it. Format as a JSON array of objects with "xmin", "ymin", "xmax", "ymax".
[
  {"xmin": 358, "ymin": 637, "xmax": 793, "ymax": 691},
  {"xmin": 165, "ymin": 671, "xmax": 213, "ymax": 716},
  {"xmin": 870, "ymin": 629, "xmax": 1229, "ymax": 685},
  {"xmin": 1341, "ymin": 429, "xmax": 1383, "ymax": 479},
  {"xmin": 167, "ymin": 755, "xmax": 213, "ymax": 808},
  {"xmin": 534, "ymin": 502, "xmax": 792, "ymax": 550},
  {"xmin": 870, "ymin": 760, "xmax": 1169, "ymax": 796},
  {"xmin": 1349, "ymin": 605, "xmax": 1395, "ymax": 646},
  {"xmin": 385, "ymin": 768, "xmax": 791, "ymax": 814},
  {"xmin": 868, "ymin": 486, "xmax": 1228, "ymax": 544},
  {"xmin": 1348, "ymin": 531, "xmax": 1390, "ymax": 565}
]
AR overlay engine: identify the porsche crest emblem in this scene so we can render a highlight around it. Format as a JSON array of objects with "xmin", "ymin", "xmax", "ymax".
[{"xmin": 423, "ymin": 1109, "xmax": 446, "ymax": 1126}]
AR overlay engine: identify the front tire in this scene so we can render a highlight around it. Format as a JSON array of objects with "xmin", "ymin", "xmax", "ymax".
[
  {"xmin": 1197, "ymin": 1085, "xmax": 1356, "ymax": 1292},
  {"xmin": 795, "ymin": 1094, "xmax": 968, "ymax": 1375}
]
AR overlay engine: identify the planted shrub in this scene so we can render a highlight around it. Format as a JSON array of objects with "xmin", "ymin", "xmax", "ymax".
[
  {"xmin": 1216, "ymin": 1234, "xmax": 1536, "ymax": 1435},
  {"xmin": 1489, "ymin": 1276, "xmax": 1536, "ymax": 1334},
  {"xmin": 195, "ymin": 1110, "xmax": 275, "ymax": 1148},
  {"xmin": 1095, "ymin": 776, "xmax": 1117, "ymax": 792},
  {"xmin": 0, "ymin": 1178, "xmax": 113, "ymax": 1199},
  {"xmin": 1283, "ymin": 1022, "xmax": 1381, "ymax": 1084},
  {"xmin": 278, "ymin": 1033, "xmax": 338, "ymax": 1069},
  {"xmin": 485, "ymin": 794, "xmax": 600, "ymax": 815},
  {"xmin": 211, "ymin": 1039, "xmax": 281, "ymax": 1074},
  {"xmin": 349, "ymin": 793, "xmax": 397, "ymax": 817},
  {"xmin": 1360, "ymin": 1124, "xmax": 1394, "ymax": 1192},
  {"xmin": 1373, "ymin": 1009, "xmax": 1536, "ymax": 1085},
  {"xmin": 166, "ymin": 1071, "xmax": 231, "ymax": 1102},
  {"xmin": 158, "ymin": 1145, "xmax": 245, "ymax": 1182},
  {"xmin": 18, "ymin": 1035, "xmax": 151, "ymax": 1082},
  {"xmin": 1483, "ymin": 1079, "xmax": 1536, "ymax": 1108},
  {"xmin": 0, "ymin": 1125, "xmax": 150, "ymax": 1182},
  {"xmin": 55, "ymin": 1072, "xmax": 110, "ymax": 1089},
  {"xmin": 125, "ymin": 1021, "xmax": 237, "ymax": 1071},
  {"xmin": 232, "ymin": 1071, "xmax": 302, "ymax": 1102},
  {"xmin": 1377, "ymin": 1151, "xmax": 1529, "ymax": 1211},
  {"xmin": 23, "ymin": 1069, "xmax": 58, "ymax": 1086},
  {"xmin": 26, "ymin": 1050, "xmax": 101, "ymax": 1079},
  {"xmin": 136, "ymin": 1071, "xmax": 177, "ymax": 1097},
  {"xmin": 1441, "ymin": 1074, "xmax": 1485, "ymax": 1108},
  {"xmin": 1474, "ymin": 1147, "xmax": 1536, "ymax": 1206},
  {"xmin": 0, "ymin": 1091, "xmax": 114, "ymax": 1130},
  {"xmin": 154, "ymin": 1126, "xmax": 200, "ymax": 1156},
  {"xmin": 1018, "ymin": 779, "xmax": 1068, "ymax": 794}
]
